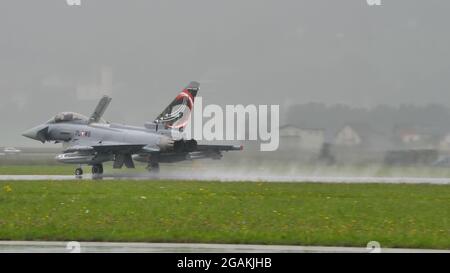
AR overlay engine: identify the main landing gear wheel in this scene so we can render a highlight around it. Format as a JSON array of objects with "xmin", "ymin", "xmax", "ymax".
[
  {"xmin": 147, "ymin": 162, "xmax": 160, "ymax": 174},
  {"xmin": 75, "ymin": 168, "xmax": 83, "ymax": 178},
  {"xmin": 92, "ymin": 164, "xmax": 104, "ymax": 175}
]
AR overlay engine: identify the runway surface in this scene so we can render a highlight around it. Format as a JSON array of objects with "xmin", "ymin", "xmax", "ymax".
[
  {"xmin": 0, "ymin": 241, "xmax": 448, "ymax": 253},
  {"xmin": 0, "ymin": 174, "xmax": 450, "ymax": 184}
]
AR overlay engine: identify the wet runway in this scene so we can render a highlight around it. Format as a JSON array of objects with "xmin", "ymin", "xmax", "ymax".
[
  {"xmin": 0, "ymin": 173, "xmax": 449, "ymax": 184},
  {"xmin": 0, "ymin": 241, "xmax": 447, "ymax": 253}
]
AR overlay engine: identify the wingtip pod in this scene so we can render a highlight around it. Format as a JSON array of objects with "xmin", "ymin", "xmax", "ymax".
[
  {"xmin": 230, "ymin": 145, "xmax": 244, "ymax": 151},
  {"xmin": 185, "ymin": 81, "xmax": 200, "ymax": 97},
  {"xmin": 187, "ymin": 81, "xmax": 200, "ymax": 90}
]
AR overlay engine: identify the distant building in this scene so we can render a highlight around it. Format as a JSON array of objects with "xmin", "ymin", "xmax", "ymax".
[
  {"xmin": 393, "ymin": 127, "xmax": 436, "ymax": 149},
  {"xmin": 334, "ymin": 124, "xmax": 394, "ymax": 152},
  {"xmin": 279, "ymin": 125, "xmax": 324, "ymax": 151},
  {"xmin": 334, "ymin": 125, "xmax": 362, "ymax": 146},
  {"xmin": 397, "ymin": 129, "xmax": 422, "ymax": 144},
  {"xmin": 439, "ymin": 133, "xmax": 450, "ymax": 151}
]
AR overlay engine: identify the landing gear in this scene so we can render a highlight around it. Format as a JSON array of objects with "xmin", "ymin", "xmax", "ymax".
[
  {"xmin": 75, "ymin": 168, "xmax": 83, "ymax": 177},
  {"xmin": 147, "ymin": 162, "xmax": 160, "ymax": 174},
  {"xmin": 74, "ymin": 164, "xmax": 103, "ymax": 179},
  {"xmin": 92, "ymin": 164, "xmax": 104, "ymax": 175}
]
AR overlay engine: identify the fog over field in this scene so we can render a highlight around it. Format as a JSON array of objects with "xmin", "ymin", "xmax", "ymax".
[{"xmin": 1, "ymin": 1, "xmax": 450, "ymax": 146}]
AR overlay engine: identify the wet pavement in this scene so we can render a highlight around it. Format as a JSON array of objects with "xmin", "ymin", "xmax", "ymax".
[
  {"xmin": 0, "ymin": 174, "xmax": 449, "ymax": 184},
  {"xmin": 0, "ymin": 241, "xmax": 448, "ymax": 253}
]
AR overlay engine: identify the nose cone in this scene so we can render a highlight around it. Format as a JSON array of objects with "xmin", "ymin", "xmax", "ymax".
[
  {"xmin": 22, "ymin": 127, "xmax": 38, "ymax": 140},
  {"xmin": 22, "ymin": 124, "xmax": 48, "ymax": 142}
]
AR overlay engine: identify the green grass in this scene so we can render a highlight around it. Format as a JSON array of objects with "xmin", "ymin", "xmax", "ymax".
[{"xmin": 0, "ymin": 180, "xmax": 449, "ymax": 249}]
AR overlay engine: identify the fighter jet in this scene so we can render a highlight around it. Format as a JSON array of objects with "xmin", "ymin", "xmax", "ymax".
[{"xmin": 22, "ymin": 82, "xmax": 242, "ymax": 176}]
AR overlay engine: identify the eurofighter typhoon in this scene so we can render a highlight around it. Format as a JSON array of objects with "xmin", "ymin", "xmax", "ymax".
[{"xmin": 22, "ymin": 82, "xmax": 242, "ymax": 176}]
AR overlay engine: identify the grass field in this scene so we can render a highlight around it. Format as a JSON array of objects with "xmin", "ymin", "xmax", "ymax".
[{"xmin": 0, "ymin": 180, "xmax": 448, "ymax": 249}]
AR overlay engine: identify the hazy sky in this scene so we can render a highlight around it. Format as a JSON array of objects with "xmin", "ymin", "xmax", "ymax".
[{"xmin": 1, "ymin": 0, "xmax": 450, "ymax": 146}]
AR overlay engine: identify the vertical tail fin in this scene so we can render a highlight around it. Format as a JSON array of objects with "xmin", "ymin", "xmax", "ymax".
[
  {"xmin": 89, "ymin": 95, "xmax": 112, "ymax": 123},
  {"xmin": 154, "ymin": 81, "xmax": 199, "ymax": 130}
]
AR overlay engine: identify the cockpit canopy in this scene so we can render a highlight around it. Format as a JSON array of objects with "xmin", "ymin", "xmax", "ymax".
[{"xmin": 47, "ymin": 112, "xmax": 89, "ymax": 124}]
